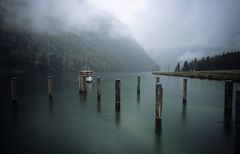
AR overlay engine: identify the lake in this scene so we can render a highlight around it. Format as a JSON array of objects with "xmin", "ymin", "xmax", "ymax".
[{"xmin": 0, "ymin": 72, "xmax": 239, "ymax": 154}]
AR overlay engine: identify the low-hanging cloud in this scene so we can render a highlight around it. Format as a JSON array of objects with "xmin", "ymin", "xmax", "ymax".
[
  {"xmin": 132, "ymin": 0, "xmax": 240, "ymax": 49},
  {"xmin": 1, "ymin": 0, "xmax": 131, "ymax": 38},
  {"xmin": 130, "ymin": 0, "xmax": 240, "ymax": 69},
  {"xmin": 177, "ymin": 50, "xmax": 204, "ymax": 62}
]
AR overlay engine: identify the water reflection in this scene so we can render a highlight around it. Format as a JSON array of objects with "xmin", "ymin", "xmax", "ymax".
[
  {"xmin": 115, "ymin": 111, "xmax": 121, "ymax": 128},
  {"xmin": 154, "ymin": 133, "xmax": 162, "ymax": 154},
  {"xmin": 236, "ymin": 126, "xmax": 240, "ymax": 154},
  {"xmin": 48, "ymin": 97, "xmax": 54, "ymax": 114},
  {"xmin": 86, "ymin": 83, "xmax": 93, "ymax": 93},
  {"xmin": 137, "ymin": 94, "xmax": 140, "ymax": 103},
  {"xmin": 97, "ymin": 101, "xmax": 101, "ymax": 113},
  {"xmin": 182, "ymin": 105, "xmax": 187, "ymax": 124},
  {"xmin": 155, "ymin": 120, "xmax": 162, "ymax": 135},
  {"xmin": 223, "ymin": 113, "xmax": 232, "ymax": 134},
  {"xmin": 136, "ymin": 95, "xmax": 141, "ymax": 109},
  {"xmin": 12, "ymin": 103, "xmax": 18, "ymax": 121},
  {"xmin": 97, "ymin": 93, "xmax": 101, "ymax": 102},
  {"xmin": 79, "ymin": 93, "xmax": 87, "ymax": 103},
  {"xmin": 2, "ymin": 72, "xmax": 236, "ymax": 154}
]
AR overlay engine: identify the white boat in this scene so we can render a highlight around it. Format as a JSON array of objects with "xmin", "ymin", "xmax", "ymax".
[
  {"xmin": 86, "ymin": 76, "xmax": 93, "ymax": 83},
  {"xmin": 80, "ymin": 69, "xmax": 95, "ymax": 83}
]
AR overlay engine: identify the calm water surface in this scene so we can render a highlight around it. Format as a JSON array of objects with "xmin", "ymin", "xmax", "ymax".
[{"xmin": 0, "ymin": 72, "xmax": 239, "ymax": 154}]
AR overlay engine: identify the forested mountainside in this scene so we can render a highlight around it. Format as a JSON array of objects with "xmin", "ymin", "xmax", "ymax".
[
  {"xmin": 0, "ymin": 1, "xmax": 157, "ymax": 72},
  {"xmin": 0, "ymin": 27, "xmax": 157, "ymax": 72}
]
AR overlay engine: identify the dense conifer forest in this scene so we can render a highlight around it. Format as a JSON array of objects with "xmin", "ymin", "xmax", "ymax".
[{"xmin": 175, "ymin": 51, "xmax": 240, "ymax": 72}]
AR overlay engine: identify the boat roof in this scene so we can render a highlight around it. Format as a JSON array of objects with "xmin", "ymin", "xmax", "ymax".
[{"xmin": 80, "ymin": 70, "xmax": 94, "ymax": 73}]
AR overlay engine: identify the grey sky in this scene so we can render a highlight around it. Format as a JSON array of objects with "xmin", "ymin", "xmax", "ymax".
[{"xmin": 2, "ymin": 0, "xmax": 240, "ymax": 69}]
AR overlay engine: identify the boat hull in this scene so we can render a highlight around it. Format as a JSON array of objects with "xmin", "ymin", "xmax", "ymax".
[{"xmin": 86, "ymin": 76, "xmax": 93, "ymax": 83}]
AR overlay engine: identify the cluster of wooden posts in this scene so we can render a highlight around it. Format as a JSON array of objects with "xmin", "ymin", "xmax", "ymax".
[
  {"xmin": 154, "ymin": 77, "xmax": 187, "ymax": 129},
  {"xmin": 10, "ymin": 75, "xmax": 240, "ymax": 128}
]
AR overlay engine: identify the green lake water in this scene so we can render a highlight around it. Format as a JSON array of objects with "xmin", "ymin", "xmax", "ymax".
[{"xmin": 0, "ymin": 72, "xmax": 239, "ymax": 154}]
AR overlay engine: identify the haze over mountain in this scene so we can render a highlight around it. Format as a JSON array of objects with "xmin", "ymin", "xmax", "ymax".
[
  {"xmin": 0, "ymin": 0, "xmax": 157, "ymax": 72},
  {"xmin": 87, "ymin": 0, "xmax": 240, "ymax": 70}
]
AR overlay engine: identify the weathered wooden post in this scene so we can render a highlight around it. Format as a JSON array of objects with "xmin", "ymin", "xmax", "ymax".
[
  {"xmin": 48, "ymin": 76, "xmax": 53, "ymax": 97},
  {"xmin": 78, "ymin": 76, "xmax": 81, "ymax": 92},
  {"xmin": 115, "ymin": 79, "xmax": 121, "ymax": 111},
  {"xmin": 156, "ymin": 83, "xmax": 163, "ymax": 125},
  {"xmin": 236, "ymin": 90, "xmax": 240, "ymax": 127},
  {"xmin": 97, "ymin": 76, "xmax": 101, "ymax": 101},
  {"xmin": 183, "ymin": 79, "xmax": 187, "ymax": 104},
  {"xmin": 137, "ymin": 76, "xmax": 140, "ymax": 95},
  {"xmin": 182, "ymin": 105, "xmax": 187, "ymax": 123},
  {"xmin": 236, "ymin": 90, "xmax": 240, "ymax": 154},
  {"xmin": 11, "ymin": 77, "xmax": 17, "ymax": 102},
  {"xmin": 156, "ymin": 77, "xmax": 160, "ymax": 83},
  {"xmin": 48, "ymin": 96, "xmax": 54, "ymax": 114},
  {"xmin": 79, "ymin": 75, "xmax": 86, "ymax": 93},
  {"xmin": 224, "ymin": 80, "xmax": 233, "ymax": 114}
]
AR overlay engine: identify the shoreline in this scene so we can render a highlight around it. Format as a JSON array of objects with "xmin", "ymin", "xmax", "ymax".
[{"xmin": 152, "ymin": 70, "xmax": 240, "ymax": 82}]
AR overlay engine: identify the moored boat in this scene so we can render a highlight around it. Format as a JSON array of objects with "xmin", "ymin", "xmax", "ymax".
[{"xmin": 80, "ymin": 69, "xmax": 95, "ymax": 83}]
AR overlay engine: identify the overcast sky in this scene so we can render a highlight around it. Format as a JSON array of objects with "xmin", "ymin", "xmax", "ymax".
[
  {"xmin": 3, "ymin": 0, "xmax": 240, "ymax": 69},
  {"xmin": 88, "ymin": 0, "xmax": 240, "ymax": 49}
]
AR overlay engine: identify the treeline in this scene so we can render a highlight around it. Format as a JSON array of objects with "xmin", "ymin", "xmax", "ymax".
[{"xmin": 175, "ymin": 51, "xmax": 240, "ymax": 71}]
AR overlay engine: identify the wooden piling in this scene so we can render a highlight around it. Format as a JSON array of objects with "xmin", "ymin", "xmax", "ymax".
[
  {"xmin": 156, "ymin": 77, "xmax": 160, "ymax": 83},
  {"xmin": 183, "ymin": 79, "xmax": 187, "ymax": 104},
  {"xmin": 137, "ymin": 76, "xmax": 140, "ymax": 95},
  {"xmin": 236, "ymin": 126, "xmax": 240, "ymax": 154},
  {"xmin": 115, "ymin": 79, "xmax": 121, "ymax": 111},
  {"xmin": 236, "ymin": 90, "xmax": 240, "ymax": 154},
  {"xmin": 79, "ymin": 75, "xmax": 86, "ymax": 93},
  {"xmin": 48, "ymin": 76, "xmax": 53, "ymax": 97},
  {"xmin": 224, "ymin": 80, "xmax": 233, "ymax": 114},
  {"xmin": 78, "ymin": 77, "xmax": 80, "ymax": 92},
  {"xmin": 11, "ymin": 77, "xmax": 17, "ymax": 102},
  {"xmin": 97, "ymin": 76, "xmax": 101, "ymax": 101},
  {"xmin": 156, "ymin": 83, "xmax": 163, "ymax": 124},
  {"xmin": 236, "ymin": 90, "xmax": 240, "ymax": 127}
]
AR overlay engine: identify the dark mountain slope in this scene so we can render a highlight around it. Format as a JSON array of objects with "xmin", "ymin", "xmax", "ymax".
[{"xmin": 0, "ymin": 1, "xmax": 157, "ymax": 72}]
